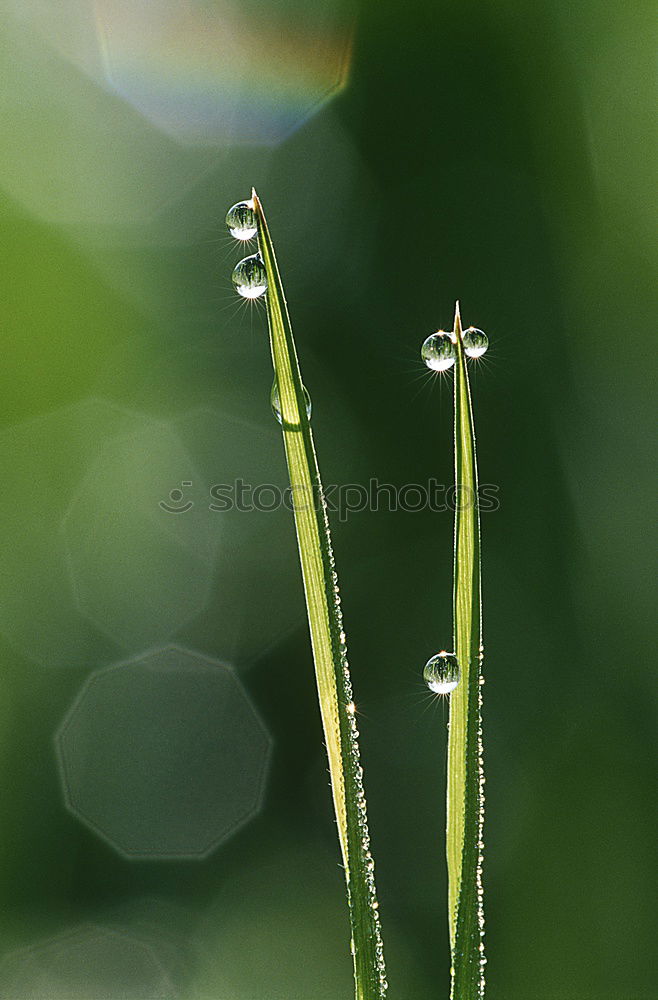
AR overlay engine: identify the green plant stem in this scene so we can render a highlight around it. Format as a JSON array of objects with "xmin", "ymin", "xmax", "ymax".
[
  {"xmin": 252, "ymin": 190, "xmax": 386, "ymax": 1000},
  {"xmin": 446, "ymin": 303, "xmax": 486, "ymax": 998}
]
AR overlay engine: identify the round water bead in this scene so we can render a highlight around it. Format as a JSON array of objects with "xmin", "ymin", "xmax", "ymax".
[
  {"xmin": 271, "ymin": 381, "xmax": 312, "ymax": 425},
  {"xmin": 232, "ymin": 255, "xmax": 267, "ymax": 299},
  {"xmin": 421, "ymin": 331, "xmax": 456, "ymax": 372},
  {"xmin": 463, "ymin": 327, "xmax": 489, "ymax": 358},
  {"xmin": 423, "ymin": 651, "xmax": 460, "ymax": 694},
  {"xmin": 225, "ymin": 200, "xmax": 257, "ymax": 240}
]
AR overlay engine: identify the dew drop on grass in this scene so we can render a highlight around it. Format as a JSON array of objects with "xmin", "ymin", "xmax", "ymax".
[
  {"xmin": 225, "ymin": 200, "xmax": 257, "ymax": 240},
  {"xmin": 423, "ymin": 651, "xmax": 460, "ymax": 694},
  {"xmin": 232, "ymin": 254, "xmax": 267, "ymax": 298},
  {"xmin": 463, "ymin": 327, "xmax": 489, "ymax": 358},
  {"xmin": 270, "ymin": 380, "xmax": 312, "ymax": 424},
  {"xmin": 421, "ymin": 331, "xmax": 456, "ymax": 371}
]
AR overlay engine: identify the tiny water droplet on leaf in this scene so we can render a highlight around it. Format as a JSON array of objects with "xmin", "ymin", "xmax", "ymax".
[
  {"xmin": 232, "ymin": 254, "xmax": 267, "ymax": 298},
  {"xmin": 225, "ymin": 200, "xmax": 257, "ymax": 240},
  {"xmin": 421, "ymin": 331, "xmax": 456, "ymax": 371},
  {"xmin": 271, "ymin": 380, "xmax": 312, "ymax": 424},
  {"xmin": 423, "ymin": 651, "xmax": 460, "ymax": 694},
  {"xmin": 463, "ymin": 327, "xmax": 489, "ymax": 358}
]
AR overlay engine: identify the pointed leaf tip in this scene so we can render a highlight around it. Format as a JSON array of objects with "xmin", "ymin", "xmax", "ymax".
[{"xmin": 454, "ymin": 301, "xmax": 462, "ymax": 337}]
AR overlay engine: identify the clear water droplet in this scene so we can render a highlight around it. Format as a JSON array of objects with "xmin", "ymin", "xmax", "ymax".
[
  {"xmin": 463, "ymin": 326, "xmax": 489, "ymax": 358},
  {"xmin": 421, "ymin": 331, "xmax": 456, "ymax": 371},
  {"xmin": 270, "ymin": 380, "xmax": 312, "ymax": 424},
  {"xmin": 423, "ymin": 651, "xmax": 460, "ymax": 694},
  {"xmin": 232, "ymin": 254, "xmax": 267, "ymax": 298},
  {"xmin": 225, "ymin": 200, "xmax": 257, "ymax": 240}
]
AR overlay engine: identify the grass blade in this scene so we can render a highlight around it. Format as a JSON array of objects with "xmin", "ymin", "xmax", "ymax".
[
  {"xmin": 446, "ymin": 303, "xmax": 486, "ymax": 997},
  {"xmin": 252, "ymin": 190, "xmax": 387, "ymax": 1000}
]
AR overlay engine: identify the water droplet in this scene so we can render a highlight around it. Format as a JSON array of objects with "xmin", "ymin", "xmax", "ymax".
[
  {"xmin": 232, "ymin": 254, "xmax": 267, "ymax": 298},
  {"xmin": 463, "ymin": 327, "xmax": 488, "ymax": 358},
  {"xmin": 270, "ymin": 380, "xmax": 312, "ymax": 424},
  {"xmin": 421, "ymin": 331, "xmax": 456, "ymax": 371},
  {"xmin": 225, "ymin": 200, "xmax": 257, "ymax": 240},
  {"xmin": 423, "ymin": 651, "xmax": 460, "ymax": 694}
]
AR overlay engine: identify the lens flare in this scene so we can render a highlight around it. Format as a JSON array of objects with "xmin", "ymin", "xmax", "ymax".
[{"xmin": 94, "ymin": 0, "xmax": 354, "ymax": 145}]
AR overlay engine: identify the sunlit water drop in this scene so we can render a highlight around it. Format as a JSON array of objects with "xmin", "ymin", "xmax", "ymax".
[
  {"xmin": 232, "ymin": 255, "xmax": 267, "ymax": 299},
  {"xmin": 421, "ymin": 331, "xmax": 456, "ymax": 371},
  {"xmin": 225, "ymin": 200, "xmax": 257, "ymax": 240},
  {"xmin": 463, "ymin": 327, "xmax": 489, "ymax": 358},
  {"xmin": 270, "ymin": 380, "xmax": 312, "ymax": 425},
  {"xmin": 423, "ymin": 651, "xmax": 460, "ymax": 694}
]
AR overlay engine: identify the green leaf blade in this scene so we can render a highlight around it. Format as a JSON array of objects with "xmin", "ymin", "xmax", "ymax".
[
  {"xmin": 447, "ymin": 304, "xmax": 486, "ymax": 998},
  {"xmin": 252, "ymin": 191, "xmax": 387, "ymax": 1000}
]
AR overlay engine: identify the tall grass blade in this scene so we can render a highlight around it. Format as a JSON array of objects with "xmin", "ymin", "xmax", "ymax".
[
  {"xmin": 252, "ymin": 190, "xmax": 387, "ymax": 1000},
  {"xmin": 446, "ymin": 303, "xmax": 486, "ymax": 997}
]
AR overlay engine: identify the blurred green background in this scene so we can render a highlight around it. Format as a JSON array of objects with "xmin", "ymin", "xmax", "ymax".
[{"xmin": 0, "ymin": 0, "xmax": 655, "ymax": 997}]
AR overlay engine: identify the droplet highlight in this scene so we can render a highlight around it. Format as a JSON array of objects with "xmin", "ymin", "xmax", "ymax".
[
  {"xmin": 421, "ymin": 331, "xmax": 456, "ymax": 371},
  {"xmin": 423, "ymin": 651, "xmax": 460, "ymax": 694},
  {"xmin": 232, "ymin": 254, "xmax": 267, "ymax": 299},
  {"xmin": 225, "ymin": 200, "xmax": 257, "ymax": 240},
  {"xmin": 271, "ymin": 380, "xmax": 312, "ymax": 425},
  {"xmin": 463, "ymin": 327, "xmax": 489, "ymax": 358}
]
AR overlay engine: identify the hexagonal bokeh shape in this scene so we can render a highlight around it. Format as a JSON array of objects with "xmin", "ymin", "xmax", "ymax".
[
  {"xmin": 62, "ymin": 419, "xmax": 217, "ymax": 653},
  {"xmin": 94, "ymin": 0, "xmax": 355, "ymax": 145},
  {"xmin": 0, "ymin": 9, "xmax": 219, "ymax": 226},
  {"xmin": 0, "ymin": 923, "xmax": 177, "ymax": 1000},
  {"xmin": 0, "ymin": 398, "xmax": 160, "ymax": 668},
  {"xmin": 56, "ymin": 646, "xmax": 272, "ymax": 858}
]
